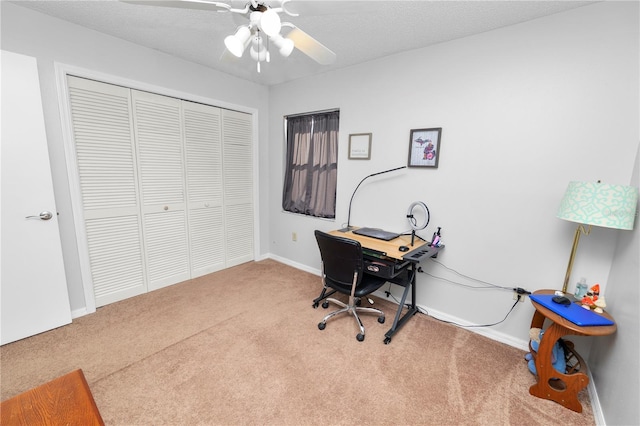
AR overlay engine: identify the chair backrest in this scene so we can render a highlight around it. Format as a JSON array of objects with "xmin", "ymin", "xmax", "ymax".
[{"xmin": 314, "ymin": 230, "xmax": 364, "ymax": 288}]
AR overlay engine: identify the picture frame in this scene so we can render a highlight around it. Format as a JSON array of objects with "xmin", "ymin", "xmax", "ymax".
[
  {"xmin": 348, "ymin": 133, "xmax": 372, "ymax": 160},
  {"xmin": 407, "ymin": 128, "xmax": 442, "ymax": 168}
]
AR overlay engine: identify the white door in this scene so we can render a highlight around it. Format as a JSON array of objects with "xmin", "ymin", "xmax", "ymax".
[
  {"xmin": 183, "ymin": 100, "xmax": 225, "ymax": 277},
  {"xmin": 1, "ymin": 50, "xmax": 72, "ymax": 345},
  {"xmin": 222, "ymin": 109, "xmax": 254, "ymax": 267},
  {"xmin": 132, "ymin": 90, "xmax": 190, "ymax": 290},
  {"xmin": 67, "ymin": 76, "xmax": 147, "ymax": 307}
]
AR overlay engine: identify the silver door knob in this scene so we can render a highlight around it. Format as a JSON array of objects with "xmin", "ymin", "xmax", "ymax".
[{"xmin": 26, "ymin": 211, "xmax": 53, "ymax": 220}]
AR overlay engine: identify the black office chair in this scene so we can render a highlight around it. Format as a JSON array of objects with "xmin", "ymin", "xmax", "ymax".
[{"xmin": 314, "ymin": 230, "xmax": 386, "ymax": 342}]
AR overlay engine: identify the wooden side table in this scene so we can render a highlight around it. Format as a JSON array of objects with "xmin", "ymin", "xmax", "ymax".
[
  {"xmin": 1, "ymin": 369, "xmax": 104, "ymax": 425},
  {"xmin": 528, "ymin": 290, "xmax": 616, "ymax": 413}
]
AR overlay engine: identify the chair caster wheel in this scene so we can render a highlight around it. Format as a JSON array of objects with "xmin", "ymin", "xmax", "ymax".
[
  {"xmin": 384, "ymin": 337, "xmax": 391, "ymax": 344},
  {"xmin": 312, "ymin": 302, "xmax": 319, "ymax": 308},
  {"xmin": 378, "ymin": 316, "xmax": 385, "ymax": 324},
  {"xmin": 322, "ymin": 301, "xmax": 329, "ymax": 309},
  {"xmin": 318, "ymin": 322, "xmax": 326, "ymax": 330},
  {"xmin": 356, "ymin": 333, "xmax": 365, "ymax": 342}
]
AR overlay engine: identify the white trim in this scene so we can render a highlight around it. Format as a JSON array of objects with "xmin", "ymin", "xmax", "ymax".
[
  {"xmin": 71, "ymin": 308, "xmax": 89, "ymax": 319},
  {"xmin": 252, "ymin": 109, "xmax": 261, "ymax": 262},
  {"xmin": 54, "ymin": 62, "xmax": 260, "ymax": 313},
  {"xmin": 55, "ymin": 63, "xmax": 97, "ymax": 315},
  {"xmin": 588, "ymin": 371, "xmax": 606, "ymax": 426},
  {"xmin": 267, "ymin": 253, "xmax": 320, "ymax": 276},
  {"xmin": 416, "ymin": 304, "xmax": 530, "ymax": 350},
  {"xmin": 56, "ymin": 63, "xmax": 257, "ymax": 116}
]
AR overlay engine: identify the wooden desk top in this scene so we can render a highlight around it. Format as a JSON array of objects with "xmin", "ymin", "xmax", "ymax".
[
  {"xmin": 530, "ymin": 289, "xmax": 617, "ymax": 337},
  {"xmin": 1, "ymin": 369, "xmax": 104, "ymax": 426},
  {"xmin": 329, "ymin": 228, "xmax": 429, "ymax": 261}
]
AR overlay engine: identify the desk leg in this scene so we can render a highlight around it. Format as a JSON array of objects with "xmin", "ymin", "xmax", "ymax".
[
  {"xmin": 528, "ymin": 322, "xmax": 588, "ymax": 413},
  {"xmin": 384, "ymin": 266, "xmax": 418, "ymax": 344}
]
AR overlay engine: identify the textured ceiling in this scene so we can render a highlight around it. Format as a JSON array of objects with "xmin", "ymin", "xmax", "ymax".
[{"xmin": 10, "ymin": 0, "xmax": 596, "ymax": 86}]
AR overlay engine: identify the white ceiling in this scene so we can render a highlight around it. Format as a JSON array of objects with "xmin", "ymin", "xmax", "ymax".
[{"xmin": 10, "ymin": 0, "xmax": 597, "ymax": 86}]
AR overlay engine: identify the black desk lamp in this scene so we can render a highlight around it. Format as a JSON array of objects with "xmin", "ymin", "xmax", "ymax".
[{"xmin": 339, "ymin": 166, "xmax": 406, "ymax": 232}]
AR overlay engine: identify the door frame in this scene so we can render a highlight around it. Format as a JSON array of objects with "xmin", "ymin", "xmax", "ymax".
[{"xmin": 54, "ymin": 63, "xmax": 260, "ymax": 315}]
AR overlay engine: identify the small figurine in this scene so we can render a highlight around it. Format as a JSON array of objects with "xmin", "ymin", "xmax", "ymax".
[{"xmin": 580, "ymin": 283, "xmax": 606, "ymax": 314}]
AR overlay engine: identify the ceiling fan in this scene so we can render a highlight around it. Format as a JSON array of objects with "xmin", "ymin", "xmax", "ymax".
[{"xmin": 122, "ymin": 0, "xmax": 337, "ymax": 72}]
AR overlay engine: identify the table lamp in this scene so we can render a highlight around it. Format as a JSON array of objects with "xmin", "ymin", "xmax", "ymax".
[{"xmin": 557, "ymin": 181, "xmax": 638, "ymax": 294}]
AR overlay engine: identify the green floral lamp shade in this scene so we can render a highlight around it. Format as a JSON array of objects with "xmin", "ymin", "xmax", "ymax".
[{"xmin": 557, "ymin": 181, "xmax": 638, "ymax": 230}]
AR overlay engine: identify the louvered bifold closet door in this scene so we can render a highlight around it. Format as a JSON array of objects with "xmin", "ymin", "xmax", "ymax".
[
  {"xmin": 182, "ymin": 101, "xmax": 225, "ymax": 277},
  {"xmin": 132, "ymin": 90, "xmax": 190, "ymax": 291},
  {"xmin": 221, "ymin": 109, "xmax": 254, "ymax": 266},
  {"xmin": 67, "ymin": 76, "xmax": 146, "ymax": 307}
]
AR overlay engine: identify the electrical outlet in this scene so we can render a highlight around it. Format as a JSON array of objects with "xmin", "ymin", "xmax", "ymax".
[
  {"xmin": 292, "ymin": 232, "xmax": 297, "ymax": 242},
  {"xmin": 513, "ymin": 292, "xmax": 525, "ymax": 303}
]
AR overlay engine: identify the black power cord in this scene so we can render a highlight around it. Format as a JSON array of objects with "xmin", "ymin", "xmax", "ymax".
[{"xmin": 383, "ymin": 282, "xmax": 525, "ymax": 328}]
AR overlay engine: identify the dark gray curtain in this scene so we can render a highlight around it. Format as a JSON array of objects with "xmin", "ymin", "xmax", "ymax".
[{"xmin": 282, "ymin": 111, "xmax": 339, "ymax": 218}]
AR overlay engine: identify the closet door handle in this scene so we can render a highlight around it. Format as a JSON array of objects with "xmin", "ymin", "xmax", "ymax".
[{"xmin": 26, "ymin": 211, "xmax": 53, "ymax": 220}]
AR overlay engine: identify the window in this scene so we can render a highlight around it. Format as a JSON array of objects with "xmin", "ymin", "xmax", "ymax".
[{"xmin": 282, "ymin": 110, "xmax": 339, "ymax": 218}]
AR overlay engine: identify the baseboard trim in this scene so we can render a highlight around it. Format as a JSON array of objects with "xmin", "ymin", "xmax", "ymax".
[
  {"xmin": 267, "ymin": 254, "xmax": 320, "ymax": 276},
  {"xmin": 588, "ymin": 370, "xmax": 606, "ymax": 426},
  {"xmin": 71, "ymin": 308, "xmax": 89, "ymax": 319}
]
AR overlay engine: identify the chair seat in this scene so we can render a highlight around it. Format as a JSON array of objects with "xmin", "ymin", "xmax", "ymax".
[{"xmin": 324, "ymin": 275, "xmax": 387, "ymax": 298}]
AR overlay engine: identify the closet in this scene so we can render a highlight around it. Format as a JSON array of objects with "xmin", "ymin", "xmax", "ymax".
[{"xmin": 67, "ymin": 76, "xmax": 253, "ymax": 307}]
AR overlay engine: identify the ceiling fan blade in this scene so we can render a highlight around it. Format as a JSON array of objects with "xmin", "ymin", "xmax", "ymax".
[
  {"xmin": 285, "ymin": 26, "xmax": 336, "ymax": 65},
  {"xmin": 121, "ymin": 0, "xmax": 231, "ymax": 12}
]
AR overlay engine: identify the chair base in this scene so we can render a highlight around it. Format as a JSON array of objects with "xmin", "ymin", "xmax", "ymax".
[{"xmin": 318, "ymin": 296, "xmax": 385, "ymax": 341}]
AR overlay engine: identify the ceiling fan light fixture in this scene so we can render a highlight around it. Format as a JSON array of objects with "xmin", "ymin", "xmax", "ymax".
[
  {"xmin": 271, "ymin": 34, "xmax": 294, "ymax": 57},
  {"xmin": 126, "ymin": 0, "xmax": 336, "ymax": 72},
  {"xmin": 250, "ymin": 45, "xmax": 268, "ymax": 62},
  {"xmin": 259, "ymin": 8, "xmax": 281, "ymax": 37},
  {"xmin": 224, "ymin": 26, "xmax": 251, "ymax": 57}
]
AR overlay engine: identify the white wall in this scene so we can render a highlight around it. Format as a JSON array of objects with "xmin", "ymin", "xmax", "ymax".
[
  {"xmin": 268, "ymin": 1, "xmax": 639, "ymax": 349},
  {"xmin": 588, "ymin": 144, "xmax": 639, "ymax": 426},
  {"xmin": 1, "ymin": 3, "xmax": 270, "ymax": 313}
]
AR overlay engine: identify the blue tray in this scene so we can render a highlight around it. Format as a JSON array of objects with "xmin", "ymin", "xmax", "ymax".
[{"xmin": 529, "ymin": 294, "xmax": 614, "ymax": 327}]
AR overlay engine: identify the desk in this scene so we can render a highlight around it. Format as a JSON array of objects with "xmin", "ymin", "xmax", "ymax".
[
  {"xmin": 1, "ymin": 369, "xmax": 104, "ymax": 425},
  {"xmin": 528, "ymin": 289, "xmax": 616, "ymax": 412},
  {"xmin": 314, "ymin": 228, "xmax": 443, "ymax": 344}
]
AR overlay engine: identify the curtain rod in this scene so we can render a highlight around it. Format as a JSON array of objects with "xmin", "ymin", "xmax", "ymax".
[{"xmin": 285, "ymin": 108, "xmax": 339, "ymax": 119}]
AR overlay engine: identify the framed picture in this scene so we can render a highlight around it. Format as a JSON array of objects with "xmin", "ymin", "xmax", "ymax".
[
  {"xmin": 348, "ymin": 133, "xmax": 372, "ymax": 160},
  {"xmin": 408, "ymin": 128, "xmax": 442, "ymax": 168}
]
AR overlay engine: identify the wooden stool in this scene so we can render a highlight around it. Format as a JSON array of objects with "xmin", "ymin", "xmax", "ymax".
[
  {"xmin": 1, "ymin": 369, "xmax": 104, "ymax": 425},
  {"xmin": 528, "ymin": 290, "xmax": 616, "ymax": 412}
]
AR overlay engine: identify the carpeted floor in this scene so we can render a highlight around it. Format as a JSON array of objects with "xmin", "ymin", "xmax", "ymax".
[{"xmin": 0, "ymin": 259, "xmax": 595, "ymax": 425}]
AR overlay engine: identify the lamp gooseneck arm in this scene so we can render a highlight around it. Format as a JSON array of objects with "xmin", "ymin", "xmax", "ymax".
[
  {"xmin": 562, "ymin": 224, "xmax": 592, "ymax": 294},
  {"xmin": 341, "ymin": 166, "xmax": 406, "ymax": 232},
  {"xmin": 346, "ymin": 177, "xmax": 367, "ymax": 229}
]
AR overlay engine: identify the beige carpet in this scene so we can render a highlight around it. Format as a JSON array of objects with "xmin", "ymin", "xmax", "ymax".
[{"xmin": 0, "ymin": 259, "xmax": 594, "ymax": 425}]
